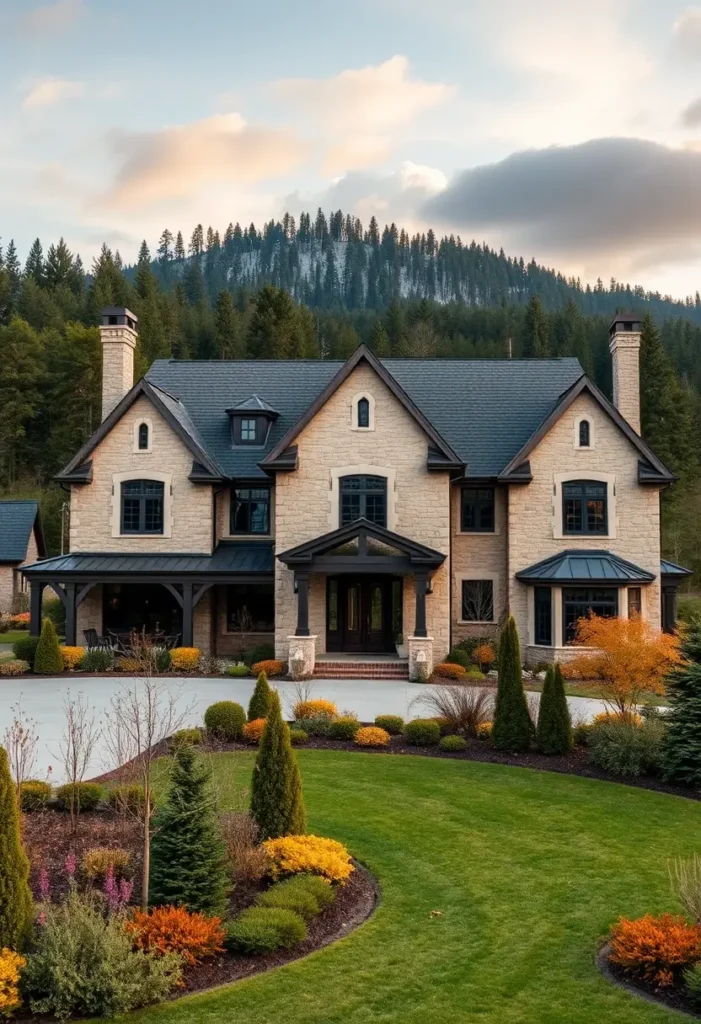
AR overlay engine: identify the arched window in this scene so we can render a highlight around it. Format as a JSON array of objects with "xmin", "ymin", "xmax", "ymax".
[
  {"xmin": 138, "ymin": 423, "xmax": 149, "ymax": 450},
  {"xmin": 357, "ymin": 397, "xmax": 370, "ymax": 428},
  {"xmin": 340, "ymin": 475, "xmax": 387, "ymax": 527},
  {"xmin": 121, "ymin": 480, "xmax": 164, "ymax": 534},
  {"xmin": 578, "ymin": 419, "xmax": 590, "ymax": 447}
]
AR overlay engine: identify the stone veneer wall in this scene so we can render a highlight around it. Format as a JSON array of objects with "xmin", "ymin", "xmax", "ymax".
[
  {"xmin": 508, "ymin": 391, "xmax": 661, "ymax": 656},
  {"xmin": 1, "ymin": 528, "xmax": 41, "ymax": 614},
  {"xmin": 450, "ymin": 484, "xmax": 508, "ymax": 647},
  {"xmin": 274, "ymin": 362, "xmax": 451, "ymax": 659}
]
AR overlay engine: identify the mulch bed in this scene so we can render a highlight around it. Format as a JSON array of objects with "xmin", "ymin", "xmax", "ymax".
[{"xmin": 597, "ymin": 942, "xmax": 701, "ymax": 1019}]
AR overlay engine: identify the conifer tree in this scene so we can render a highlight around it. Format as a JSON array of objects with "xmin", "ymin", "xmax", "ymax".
[
  {"xmin": 663, "ymin": 622, "xmax": 701, "ymax": 786},
  {"xmin": 492, "ymin": 616, "xmax": 533, "ymax": 752},
  {"xmin": 174, "ymin": 231, "xmax": 186, "ymax": 261},
  {"xmin": 149, "ymin": 743, "xmax": 228, "ymax": 915},
  {"xmin": 248, "ymin": 672, "xmax": 272, "ymax": 721},
  {"xmin": 24, "ymin": 238, "xmax": 44, "ymax": 284},
  {"xmin": 33, "ymin": 617, "xmax": 63, "ymax": 674},
  {"xmin": 250, "ymin": 691, "xmax": 306, "ymax": 840},
  {"xmin": 0, "ymin": 745, "xmax": 33, "ymax": 950},
  {"xmin": 640, "ymin": 313, "xmax": 695, "ymax": 479},
  {"xmin": 536, "ymin": 664, "xmax": 573, "ymax": 754},
  {"xmin": 522, "ymin": 294, "xmax": 549, "ymax": 356},
  {"xmin": 213, "ymin": 290, "xmax": 240, "ymax": 359}
]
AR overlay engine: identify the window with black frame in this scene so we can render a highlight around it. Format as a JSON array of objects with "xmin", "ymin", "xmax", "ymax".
[
  {"xmin": 226, "ymin": 584, "xmax": 274, "ymax": 632},
  {"xmin": 340, "ymin": 475, "xmax": 387, "ymax": 527},
  {"xmin": 563, "ymin": 480, "xmax": 607, "ymax": 534},
  {"xmin": 357, "ymin": 397, "xmax": 370, "ymax": 428},
  {"xmin": 563, "ymin": 587, "xmax": 617, "ymax": 643},
  {"xmin": 138, "ymin": 423, "xmax": 149, "ymax": 450},
  {"xmin": 120, "ymin": 480, "xmax": 164, "ymax": 534},
  {"xmin": 230, "ymin": 486, "xmax": 270, "ymax": 534},
  {"xmin": 461, "ymin": 487, "xmax": 495, "ymax": 532},
  {"xmin": 461, "ymin": 579, "xmax": 494, "ymax": 622},
  {"xmin": 578, "ymin": 420, "xmax": 590, "ymax": 447},
  {"xmin": 534, "ymin": 586, "xmax": 552, "ymax": 645}
]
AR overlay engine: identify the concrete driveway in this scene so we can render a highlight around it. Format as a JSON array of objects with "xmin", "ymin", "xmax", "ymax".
[{"xmin": 0, "ymin": 675, "xmax": 611, "ymax": 783}]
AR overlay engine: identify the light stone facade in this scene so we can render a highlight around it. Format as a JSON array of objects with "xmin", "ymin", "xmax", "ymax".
[
  {"xmin": 101, "ymin": 324, "xmax": 137, "ymax": 421},
  {"xmin": 0, "ymin": 528, "xmax": 39, "ymax": 614},
  {"xmin": 610, "ymin": 332, "xmax": 641, "ymax": 434},
  {"xmin": 451, "ymin": 484, "xmax": 508, "ymax": 644}
]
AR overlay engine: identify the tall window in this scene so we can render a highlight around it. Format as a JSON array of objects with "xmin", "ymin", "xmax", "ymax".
[
  {"xmin": 357, "ymin": 397, "xmax": 370, "ymax": 428},
  {"xmin": 231, "ymin": 486, "xmax": 270, "ymax": 534},
  {"xmin": 534, "ymin": 586, "xmax": 552, "ymax": 646},
  {"xmin": 563, "ymin": 587, "xmax": 617, "ymax": 643},
  {"xmin": 340, "ymin": 475, "xmax": 387, "ymax": 527},
  {"xmin": 138, "ymin": 423, "xmax": 149, "ymax": 450},
  {"xmin": 226, "ymin": 584, "xmax": 274, "ymax": 632},
  {"xmin": 578, "ymin": 420, "xmax": 590, "ymax": 447},
  {"xmin": 563, "ymin": 480, "xmax": 607, "ymax": 534},
  {"xmin": 461, "ymin": 579, "xmax": 494, "ymax": 622},
  {"xmin": 121, "ymin": 480, "xmax": 164, "ymax": 534},
  {"xmin": 628, "ymin": 587, "xmax": 642, "ymax": 618},
  {"xmin": 461, "ymin": 487, "xmax": 495, "ymax": 532}
]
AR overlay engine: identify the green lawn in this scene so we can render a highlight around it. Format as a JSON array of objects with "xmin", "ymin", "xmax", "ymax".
[
  {"xmin": 523, "ymin": 679, "xmax": 669, "ymax": 707},
  {"xmin": 138, "ymin": 750, "xmax": 701, "ymax": 1024},
  {"xmin": 0, "ymin": 630, "xmax": 33, "ymax": 646}
]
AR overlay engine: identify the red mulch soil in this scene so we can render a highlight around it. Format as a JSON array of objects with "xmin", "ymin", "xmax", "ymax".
[{"xmin": 598, "ymin": 943, "xmax": 701, "ymax": 1019}]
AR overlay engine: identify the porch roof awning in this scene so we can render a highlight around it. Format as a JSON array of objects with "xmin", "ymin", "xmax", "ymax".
[
  {"xmin": 516, "ymin": 549, "xmax": 656, "ymax": 585},
  {"xmin": 277, "ymin": 518, "xmax": 446, "ymax": 572},
  {"xmin": 22, "ymin": 541, "xmax": 274, "ymax": 580},
  {"xmin": 661, "ymin": 559, "xmax": 693, "ymax": 579}
]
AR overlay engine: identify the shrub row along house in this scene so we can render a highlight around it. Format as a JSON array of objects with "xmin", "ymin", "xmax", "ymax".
[{"xmin": 22, "ymin": 308, "xmax": 690, "ymax": 679}]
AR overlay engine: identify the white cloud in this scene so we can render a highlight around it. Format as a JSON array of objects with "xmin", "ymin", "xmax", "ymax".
[
  {"xmin": 673, "ymin": 7, "xmax": 701, "ymax": 58},
  {"xmin": 19, "ymin": 0, "xmax": 84, "ymax": 34},
  {"xmin": 22, "ymin": 77, "xmax": 84, "ymax": 110}
]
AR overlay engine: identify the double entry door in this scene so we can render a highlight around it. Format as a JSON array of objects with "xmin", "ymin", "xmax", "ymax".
[{"xmin": 326, "ymin": 575, "xmax": 402, "ymax": 653}]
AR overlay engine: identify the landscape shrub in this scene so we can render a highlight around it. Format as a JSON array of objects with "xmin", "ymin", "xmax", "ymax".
[
  {"xmin": 295, "ymin": 714, "xmax": 335, "ymax": 737},
  {"xmin": 414, "ymin": 684, "xmax": 493, "ymax": 737},
  {"xmin": 328, "ymin": 715, "xmax": 361, "ymax": 741},
  {"xmin": 403, "ymin": 718, "xmax": 441, "ymax": 746},
  {"xmin": 588, "ymin": 717, "xmax": 667, "ymax": 776},
  {"xmin": 227, "ymin": 664, "xmax": 250, "ymax": 677},
  {"xmin": 170, "ymin": 647, "xmax": 201, "ymax": 672},
  {"xmin": 573, "ymin": 722, "xmax": 592, "ymax": 746},
  {"xmin": 80, "ymin": 648, "xmax": 114, "ymax": 672},
  {"xmin": 473, "ymin": 643, "xmax": 497, "ymax": 669},
  {"xmin": 0, "ymin": 748, "xmax": 33, "ymax": 951},
  {"xmin": 432, "ymin": 662, "xmax": 467, "ymax": 680},
  {"xmin": 671, "ymin": 853, "xmax": 701, "ymax": 925},
  {"xmin": 445, "ymin": 648, "xmax": 471, "ymax": 669},
  {"xmin": 251, "ymin": 659, "xmax": 285, "ymax": 678},
  {"xmin": 248, "ymin": 671, "xmax": 273, "ymax": 721},
  {"xmin": 204, "ymin": 701, "xmax": 246, "ymax": 741},
  {"xmin": 283, "ymin": 872, "xmax": 336, "ymax": 909},
  {"xmin": 22, "ymin": 889, "xmax": 181, "ymax": 1018},
  {"xmin": 33, "ymin": 618, "xmax": 63, "ymax": 675},
  {"xmin": 20, "ymin": 779, "xmax": 52, "ymax": 812},
  {"xmin": 536, "ymin": 664, "xmax": 573, "ymax": 755},
  {"xmin": 0, "ymin": 948, "xmax": 25, "ymax": 1016},
  {"xmin": 55, "ymin": 781, "xmax": 103, "ymax": 813},
  {"xmin": 664, "ymin": 621, "xmax": 701, "ymax": 786},
  {"xmin": 243, "ymin": 718, "xmax": 267, "ymax": 744},
  {"xmin": 476, "ymin": 721, "xmax": 493, "ymax": 740},
  {"xmin": 355, "ymin": 726, "xmax": 390, "ymax": 747},
  {"xmin": 106, "ymin": 784, "xmax": 147, "ymax": 815},
  {"xmin": 685, "ymin": 962, "xmax": 701, "ymax": 1003},
  {"xmin": 592, "ymin": 710, "xmax": 643, "ymax": 727},
  {"xmin": 220, "ymin": 812, "xmax": 270, "ymax": 884},
  {"xmin": 117, "ymin": 657, "xmax": 141, "ymax": 673},
  {"xmin": 251, "ymin": 692, "xmax": 306, "ymax": 841},
  {"xmin": 169, "ymin": 727, "xmax": 203, "ymax": 751},
  {"xmin": 9, "ymin": 612, "xmax": 30, "ymax": 629},
  {"xmin": 293, "ymin": 699, "xmax": 337, "ymax": 721},
  {"xmin": 257, "ymin": 881, "xmax": 320, "ymax": 920},
  {"xmin": 12, "ymin": 635, "xmax": 38, "ymax": 668},
  {"xmin": 374, "ymin": 714, "xmax": 404, "ymax": 734},
  {"xmin": 225, "ymin": 906, "xmax": 307, "ymax": 954},
  {"xmin": 465, "ymin": 667, "xmax": 486, "ymax": 680},
  {"xmin": 0, "ymin": 660, "xmax": 29, "ymax": 676},
  {"xmin": 59, "ymin": 646, "xmax": 85, "ymax": 671},
  {"xmin": 245, "ymin": 643, "xmax": 275, "ymax": 667},
  {"xmin": 289, "ymin": 728, "xmax": 309, "ymax": 745},
  {"xmin": 608, "ymin": 913, "xmax": 701, "ymax": 987},
  {"xmin": 126, "ymin": 905, "xmax": 224, "ymax": 965},
  {"xmin": 430, "ymin": 716, "xmax": 454, "ymax": 736},
  {"xmin": 153, "ymin": 647, "xmax": 172, "ymax": 673},
  {"xmin": 81, "ymin": 847, "xmax": 131, "ymax": 881},
  {"xmin": 263, "ymin": 834, "xmax": 354, "ymax": 883},
  {"xmin": 492, "ymin": 615, "xmax": 533, "ymax": 752},
  {"xmin": 439, "ymin": 735, "xmax": 468, "ymax": 752},
  {"xmin": 42, "ymin": 597, "xmax": 65, "ymax": 635}
]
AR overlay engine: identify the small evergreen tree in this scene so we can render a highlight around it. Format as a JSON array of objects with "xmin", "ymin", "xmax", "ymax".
[
  {"xmin": 250, "ymin": 691, "xmax": 306, "ymax": 840},
  {"xmin": 33, "ymin": 618, "xmax": 63, "ymax": 674},
  {"xmin": 536, "ymin": 664, "xmax": 573, "ymax": 754},
  {"xmin": 248, "ymin": 672, "xmax": 272, "ymax": 722},
  {"xmin": 149, "ymin": 744, "xmax": 228, "ymax": 915},
  {"xmin": 492, "ymin": 616, "xmax": 533, "ymax": 752},
  {"xmin": 0, "ymin": 745, "xmax": 33, "ymax": 949},
  {"xmin": 663, "ymin": 622, "xmax": 701, "ymax": 786}
]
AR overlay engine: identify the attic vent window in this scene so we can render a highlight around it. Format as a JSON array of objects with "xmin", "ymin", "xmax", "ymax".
[
  {"xmin": 579, "ymin": 420, "xmax": 590, "ymax": 447},
  {"xmin": 138, "ymin": 423, "xmax": 149, "ymax": 450},
  {"xmin": 358, "ymin": 398, "xmax": 370, "ymax": 428}
]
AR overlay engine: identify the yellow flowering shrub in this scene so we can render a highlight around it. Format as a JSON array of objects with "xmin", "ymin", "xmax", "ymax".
[
  {"xmin": 0, "ymin": 948, "xmax": 25, "ymax": 1016},
  {"xmin": 592, "ymin": 711, "xmax": 643, "ymax": 727},
  {"xmin": 170, "ymin": 647, "xmax": 202, "ymax": 672},
  {"xmin": 60, "ymin": 646, "xmax": 85, "ymax": 670},
  {"xmin": 293, "ymin": 699, "xmax": 338, "ymax": 721},
  {"xmin": 476, "ymin": 721, "xmax": 493, "ymax": 739},
  {"xmin": 355, "ymin": 726, "xmax": 390, "ymax": 747},
  {"xmin": 263, "ymin": 835, "xmax": 354, "ymax": 883}
]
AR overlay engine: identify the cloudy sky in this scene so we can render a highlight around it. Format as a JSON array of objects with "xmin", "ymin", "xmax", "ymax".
[{"xmin": 3, "ymin": 0, "xmax": 701, "ymax": 296}]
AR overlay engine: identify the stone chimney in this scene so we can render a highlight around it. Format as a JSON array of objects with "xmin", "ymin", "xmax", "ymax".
[
  {"xmin": 100, "ymin": 307, "xmax": 138, "ymax": 420},
  {"xmin": 609, "ymin": 312, "xmax": 642, "ymax": 434}
]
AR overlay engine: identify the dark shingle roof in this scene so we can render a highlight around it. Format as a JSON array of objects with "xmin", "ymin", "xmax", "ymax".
[
  {"xmin": 146, "ymin": 357, "xmax": 584, "ymax": 478},
  {"xmin": 516, "ymin": 549, "xmax": 655, "ymax": 584},
  {"xmin": 22, "ymin": 542, "xmax": 273, "ymax": 576},
  {"xmin": 0, "ymin": 501, "xmax": 43, "ymax": 563}
]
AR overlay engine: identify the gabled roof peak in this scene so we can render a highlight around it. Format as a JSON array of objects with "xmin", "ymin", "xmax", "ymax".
[{"xmin": 226, "ymin": 394, "xmax": 279, "ymax": 417}]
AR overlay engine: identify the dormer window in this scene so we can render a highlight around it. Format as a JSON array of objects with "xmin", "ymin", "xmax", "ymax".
[
  {"xmin": 138, "ymin": 423, "xmax": 149, "ymax": 450},
  {"xmin": 227, "ymin": 395, "xmax": 280, "ymax": 447},
  {"xmin": 241, "ymin": 418, "xmax": 257, "ymax": 443},
  {"xmin": 579, "ymin": 420, "xmax": 590, "ymax": 447}
]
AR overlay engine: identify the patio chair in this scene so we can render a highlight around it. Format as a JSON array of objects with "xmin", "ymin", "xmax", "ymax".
[{"xmin": 83, "ymin": 628, "xmax": 113, "ymax": 651}]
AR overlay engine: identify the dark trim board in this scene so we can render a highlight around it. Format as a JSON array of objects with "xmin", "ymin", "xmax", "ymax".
[{"xmin": 277, "ymin": 517, "xmax": 446, "ymax": 570}]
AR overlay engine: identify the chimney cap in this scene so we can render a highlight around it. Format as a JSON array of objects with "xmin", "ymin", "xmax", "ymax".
[
  {"xmin": 101, "ymin": 306, "xmax": 138, "ymax": 330},
  {"xmin": 609, "ymin": 311, "xmax": 641, "ymax": 336}
]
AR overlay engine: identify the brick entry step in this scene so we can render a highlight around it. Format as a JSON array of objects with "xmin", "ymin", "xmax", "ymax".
[{"xmin": 313, "ymin": 661, "xmax": 410, "ymax": 680}]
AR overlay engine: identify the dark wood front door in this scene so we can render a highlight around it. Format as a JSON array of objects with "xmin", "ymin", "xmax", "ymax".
[{"xmin": 326, "ymin": 576, "xmax": 401, "ymax": 653}]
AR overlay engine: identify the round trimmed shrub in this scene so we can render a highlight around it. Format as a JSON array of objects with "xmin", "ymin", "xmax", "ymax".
[
  {"xmin": 432, "ymin": 662, "xmax": 467, "ymax": 680},
  {"xmin": 60, "ymin": 646, "xmax": 85, "ymax": 670},
  {"xmin": 106, "ymin": 784, "xmax": 149, "ymax": 815},
  {"xmin": 355, "ymin": 726, "xmax": 390, "ymax": 747},
  {"xmin": 328, "ymin": 716, "xmax": 361, "ymax": 741},
  {"xmin": 224, "ymin": 906, "xmax": 307, "ymax": 953},
  {"xmin": 20, "ymin": 779, "xmax": 52, "ymax": 811},
  {"xmin": 445, "ymin": 648, "xmax": 471, "ymax": 669},
  {"xmin": 257, "ymin": 882, "xmax": 320, "ymax": 921},
  {"xmin": 431, "ymin": 716, "xmax": 454, "ymax": 737},
  {"xmin": 251, "ymin": 659, "xmax": 285, "ymax": 678},
  {"xmin": 204, "ymin": 701, "xmax": 246, "ymax": 741},
  {"xmin": 243, "ymin": 718, "xmax": 267, "ymax": 744},
  {"xmin": 12, "ymin": 634, "xmax": 38, "ymax": 667},
  {"xmin": 169, "ymin": 727, "xmax": 204, "ymax": 751},
  {"xmin": 439, "ymin": 735, "xmax": 468, "ymax": 752},
  {"xmin": 289, "ymin": 728, "xmax": 309, "ymax": 745},
  {"xmin": 277, "ymin": 873, "xmax": 336, "ymax": 910},
  {"xmin": 55, "ymin": 781, "xmax": 104, "ymax": 813},
  {"xmin": 227, "ymin": 664, "xmax": 250, "ymax": 678},
  {"xmin": 374, "ymin": 714, "xmax": 404, "ymax": 735},
  {"xmin": 476, "ymin": 721, "xmax": 493, "ymax": 740},
  {"xmin": 293, "ymin": 699, "xmax": 337, "ymax": 721},
  {"xmin": 170, "ymin": 647, "xmax": 202, "ymax": 672},
  {"xmin": 404, "ymin": 719, "xmax": 441, "ymax": 746},
  {"xmin": 465, "ymin": 667, "xmax": 485, "ymax": 680},
  {"xmin": 81, "ymin": 846, "xmax": 131, "ymax": 881}
]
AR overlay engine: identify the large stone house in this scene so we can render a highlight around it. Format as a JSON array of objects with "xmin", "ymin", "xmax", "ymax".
[
  {"xmin": 24, "ymin": 307, "xmax": 690, "ymax": 678},
  {"xmin": 0, "ymin": 501, "xmax": 45, "ymax": 615}
]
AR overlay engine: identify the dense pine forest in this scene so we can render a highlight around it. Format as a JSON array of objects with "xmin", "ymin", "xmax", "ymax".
[{"xmin": 0, "ymin": 208, "xmax": 699, "ymax": 580}]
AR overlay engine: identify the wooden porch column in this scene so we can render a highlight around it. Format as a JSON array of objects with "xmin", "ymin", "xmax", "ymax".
[
  {"xmin": 414, "ymin": 571, "xmax": 428, "ymax": 638},
  {"xmin": 294, "ymin": 572, "xmax": 310, "ymax": 637},
  {"xmin": 64, "ymin": 582, "xmax": 77, "ymax": 646},
  {"xmin": 182, "ymin": 583, "xmax": 194, "ymax": 647},
  {"xmin": 30, "ymin": 582, "xmax": 43, "ymax": 637}
]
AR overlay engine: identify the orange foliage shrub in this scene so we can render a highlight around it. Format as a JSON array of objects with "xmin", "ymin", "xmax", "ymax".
[
  {"xmin": 568, "ymin": 615, "xmax": 682, "ymax": 713},
  {"xmin": 125, "ymin": 906, "xmax": 224, "ymax": 965},
  {"xmin": 432, "ymin": 662, "xmax": 467, "ymax": 680},
  {"xmin": 170, "ymin": 647, "xmax": 202, "ymax": 672},
  {"xmin": 355, "ymin": 726, "xmax": 390, "ymax": 747},
  {"xmin": 473, "ymin": 643, "xmax": 496, "ymax": 668},
  {"xmin": 60, "ymin": 646, "xmax": 85, "ymax": 670},
  {"xmin": 592, "ymin": 711, "xmax": 643, "ymax": 727},
  {"xmin": 251, "ymin": 659, "xmax": 285, "ymax": 677},
  {"xmin": 476, "ymin": 721, "xmax": 493, "ymax": 739},
  {"xmin": 243, "ymin": 718, "xmax": 267, "ymax": 743},
  {"xmin": 609, "ymin": 914, "xmax": 701, "ymax": 987},
  {"xmin": 293, "ymin": 699, "xmax": 337, "ymax": 721}
]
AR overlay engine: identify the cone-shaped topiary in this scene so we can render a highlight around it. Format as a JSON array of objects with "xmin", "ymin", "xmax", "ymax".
[
  {"xmin": 33, "ymin": 618, "xmax": 64, "ymax": 675},
  {"xmin": 251, "ymin": 691, "xmax": 306, "ymax": 840},
  {"xmin": 536, "ymin": 664, "xmax": 573, "ymax": 754},
  {"xmin": 492, "ymin": 616, "xmax": 533, "ymax": 752},
  {"xmin": 664, "ymin": 622, "xmax": 701, "ymax": 785},
  {"xmin": 0, "ymin": 746, "xmax": 33, "ymax": 949},
  {"xmin": 149, "ymin": 743, "xmax": 228, "ymax": 915},
  {"xmin": 248, "ymin": 672, "xmax": 272, "ymax": 722}
]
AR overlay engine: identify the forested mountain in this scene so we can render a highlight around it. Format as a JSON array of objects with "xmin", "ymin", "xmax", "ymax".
[{"xmin": 0, "ymin": 210, "xmax": 700, "ymax": 580}]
